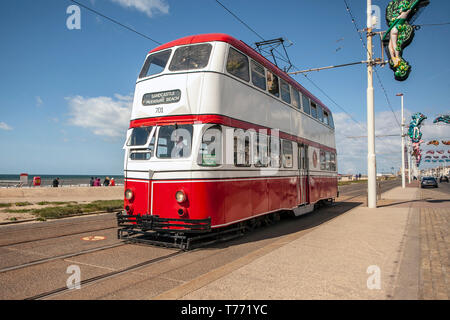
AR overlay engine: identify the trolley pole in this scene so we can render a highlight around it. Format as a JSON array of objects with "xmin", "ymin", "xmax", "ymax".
[
  {"xmin": 397, "ymin": 93, "xmax": 406, "ymax": 188},
  {"xmin": 367, "ymin": 0, "xmax": 377, "ymax": 208}
]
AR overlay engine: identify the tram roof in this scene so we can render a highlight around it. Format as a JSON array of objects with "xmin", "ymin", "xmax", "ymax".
[{"xmin": 149, "ymin": 33, "xmax": 331, "ymax": 114}]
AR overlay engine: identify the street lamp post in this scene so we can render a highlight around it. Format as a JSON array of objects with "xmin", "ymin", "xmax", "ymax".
[
  {"xmin": 397, "ymin": 93, "xmax": 405, "ymax": 188},
  {"xmin": 408, "ymin": 140, "xmax": 412, "ymax": 183},
  {"xmin": 367, "ymin": 0, "xmax": 377, "ymax": 208}
]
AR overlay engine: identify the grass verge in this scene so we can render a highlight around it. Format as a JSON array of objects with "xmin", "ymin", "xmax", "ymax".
[
  {"xmin": 32, "ymin": 200, "xmax": 123, "ymax": 220},
  {"xmin": 3, "ymin": 200, "xmax": 123, "ymax": 221},
  {"xmin": 15, "ymin": 202, "xmax": 33, "ymax": 207},
  {"xmin": 36, "ymin": 201, "xmax": 77, "ymax": 205}
]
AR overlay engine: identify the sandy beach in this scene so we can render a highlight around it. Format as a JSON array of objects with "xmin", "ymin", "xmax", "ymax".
[
  {"xmin": 0, "ymin": 186, "xmax": 123, "ymax": 223},
  {"xmin": 0, "ymin": 186, "xmax": 123, "ymax": 203}
]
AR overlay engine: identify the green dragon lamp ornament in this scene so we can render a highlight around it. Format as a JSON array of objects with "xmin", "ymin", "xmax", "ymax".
[{"xmin": 382, "ymin": 0, "xmax": 430, "ymax": 81}]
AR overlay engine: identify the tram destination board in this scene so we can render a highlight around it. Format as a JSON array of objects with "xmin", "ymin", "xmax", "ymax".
[{"xmin": 142, "ymin": 89, "xmax": 181, "ymax": 106}]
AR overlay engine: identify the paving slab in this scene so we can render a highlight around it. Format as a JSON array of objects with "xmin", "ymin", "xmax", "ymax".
[
  {"xmin": 173, "ymin": 206, "xmax": 410, "ymax": 300},
  {"xmin": 0, "ymin": 259, "xmax": 108, "ymax": 299},
  {"xmin": 382, "ymin": 186, "xmax": 419, "ymax": 201},
  {"xmin": 64, "ymin": 244, "xmax": 177, "ymax": 271}
]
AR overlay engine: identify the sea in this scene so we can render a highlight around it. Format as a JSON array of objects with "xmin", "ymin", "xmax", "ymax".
[{"xmin": 0, "ymin": 174, "xmax": 124, "ymax": 187}]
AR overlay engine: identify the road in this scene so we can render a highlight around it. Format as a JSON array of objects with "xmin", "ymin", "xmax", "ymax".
[
  {"xmin": 0, "ymin": 178, "xmax": 409, "ymax": 299},
  {"xmin": 337, "ymin": 178, "xmax": 401, "ymax": 200}
]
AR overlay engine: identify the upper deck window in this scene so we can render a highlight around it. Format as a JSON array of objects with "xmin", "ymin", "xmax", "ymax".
[
  {"xmin": 280, "ymin": 80, "xmax": 291, "ymax": 104},
  {"xmin": 329, "ymin": 113, "xmax": 335, "ymax": 128},
  {"xmin": 226, "ymin": 47, "xmax": 250, "ymax": 82},
  {"xmin": 323, "ymin": 110, "xmax": 330, "ymax": 125},
  {"xmin": 310, "ymin": 101, "xmax": 318, "ymax": 118},
  {"xmin": 292, "ymin": 89, "xmax": 301, "ymax": 110},
  {"xmin": 317, "ymin": 105, "xmax": 323, "ymax": 122},
  {"xmin": 169, "ymin": 44, "xmax": 212, "ymax": 71},
  {"xmin": 302, "ymin": 95, "xmax": 310, "ymax": 114},
  {"xmin": 139, "ymin": 50, "xmax": 171, "ymax": 79},
  {"xmin": 267, "ymin": 71, "xmax": 279, "ymax": 97},
  {"xmin": 251, "ymin": 60, "xmax": 266, "ymax": 90}
]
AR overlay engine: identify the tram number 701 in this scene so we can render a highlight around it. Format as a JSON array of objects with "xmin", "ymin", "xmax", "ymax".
[
  {"xmin": 155, "ymin": 107, "xmax": 164, "ymax": 114},
  {"xmin": 224, "ymin": 304, "xmax": 268, "ymax": 315}
]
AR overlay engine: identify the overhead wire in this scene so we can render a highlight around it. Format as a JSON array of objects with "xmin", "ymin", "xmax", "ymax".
[
  {"xmin": 214, "ymin": 0, "xmax": 367, "ymax": 133},
  {"xmin": 415, "ymin": 22, "xmax": 450, "ymax": 27},
  {"xmin": 68, "ymin": 0, "xmax": 162, "ymax": 45},
  {"xmin": 343, "ymin": 0, "xmax": 402, "ymax": 130}
]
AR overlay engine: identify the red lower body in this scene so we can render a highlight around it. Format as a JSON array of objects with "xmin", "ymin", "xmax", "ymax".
[{"xmin": 124, "ymin": 175, "xmax": 337, "ymax": 229}]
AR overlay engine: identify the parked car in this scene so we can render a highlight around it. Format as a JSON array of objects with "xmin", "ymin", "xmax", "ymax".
[
  {"xmin": 440, "ymin": 176, "xmax": 449, "ymax": 183},
  {"xmin": 421, "ymin": 177, "xmax": 438, "ymax": 188}
]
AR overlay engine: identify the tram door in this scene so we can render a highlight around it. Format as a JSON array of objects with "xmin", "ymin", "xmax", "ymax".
[{"xmin": 298, "ymin": 144, "xmax": 308, "ymax": 204}]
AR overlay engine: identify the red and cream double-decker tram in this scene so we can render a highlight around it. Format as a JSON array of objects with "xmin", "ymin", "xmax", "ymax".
[{"xmin": 118, "ymin": 34, "xmax": 337, "ymax": 248}]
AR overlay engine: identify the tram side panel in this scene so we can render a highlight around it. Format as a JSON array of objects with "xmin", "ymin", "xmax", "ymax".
[
  {"xmin": 124, "ymin": 179, "xmax": 149, "ymax": 215},
  {"xmin": 250, "ymin": 178, "xmax": 269, "ymax": 217}
]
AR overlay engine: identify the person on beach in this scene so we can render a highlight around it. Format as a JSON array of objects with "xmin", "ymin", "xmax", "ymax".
[
  {"xmin": 103, "ymin": 177, "xmax": 110, "ymax": 186},
  {"xmin": 89, "ymin": 177, "xmax": 94, "ymax": 186},
  {"xmin": 52, "ymin": 177, "xmax": 59, "ymax": 188},
  {"xmin": 110, "ymin": 177, "xmax": 115, "ymax": 186},
  {"xmin": 94, "ymin": 177, "xmax": 100, "ymax": 187}
]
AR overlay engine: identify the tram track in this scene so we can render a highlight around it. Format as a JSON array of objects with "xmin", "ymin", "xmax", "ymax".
[
  {"xmin": 0, "ymin": 225, "xmax": 117, "ymax": 248},
  {"xmin": 25, "ymin": 249, "xmax": 184, "ymax": 300},
  {"xmin": 0, "ymin": 180, "xmax": 400, "ymax": 274},
  {"xmin": 1, "ymin": 179, "xmax": 402, "ymax": 299},
  {"xmin": 0, "ymin": 241, "xmax": 125, "ymax": 274},
  {"xmin": 23, "ymin": 186, "xmax": 380, "ymax": 300},
  {"xmin": 0, "ymin": 212, "xmax": 117, "ymax": 247}
]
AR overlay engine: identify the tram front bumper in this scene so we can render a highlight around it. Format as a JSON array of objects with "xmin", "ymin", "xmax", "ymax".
[{"xmin": 117, "ymin": 212, "xmax": 211, "ymax": 234}]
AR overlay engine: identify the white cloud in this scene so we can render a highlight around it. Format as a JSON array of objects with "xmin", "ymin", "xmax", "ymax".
[
  {"xmin": 0, "ymin": 122, "xmax": 13, "ymax": 131},
  {"xmin": 110, "ymin": 0, "xmax": 169, "ymax": 17},
  {"xmin": 66, "ymin": 94, "xmax": 132, "ymax": 138},
  {"xmin": 334, "ymin": 110, "xmax": 450, "ymax": 174},
  {"xmin": 335, "ymin": 110, "xmax": 408, "ymax": 174},
  {"xmin": 36, "ymin": 96, "xmax": 43, "ymax": 107}
]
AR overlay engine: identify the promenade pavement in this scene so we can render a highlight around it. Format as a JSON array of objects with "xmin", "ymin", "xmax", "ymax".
[{"xmin": 155, "ymin": 180, "xmax": 449, "ymax": 300}]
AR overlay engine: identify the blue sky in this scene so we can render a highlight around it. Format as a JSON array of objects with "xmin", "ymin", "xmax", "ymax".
[{"xmin": 0, "ymin": 0, "xmax": 449, "ymax": 175}]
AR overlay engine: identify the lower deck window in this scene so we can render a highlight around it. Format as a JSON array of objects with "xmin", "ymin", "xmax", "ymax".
[
  {"xmin": 320, "ymin": 150, "xmax": 326, "ymax": 170},
  {"xmin": 127, "ymin": 126, "xmax": 153, "ymax": 146},
  {"xmin": 156, "ymin": 125, "xmax": 193, "ymax": 159},
  {"xmin": 282, "ymin": 140, "xmax": 293, "ymax": 168},
  {"xmin": 330, "ymin": 153, "xmax": 336, "ymax": 171},
  {"xmin": 199, "ymin": 125, "xmax": 222, "ymax": 166},
  {"xmin": 234, "ymin": 129, "xmax": 250, "ymax": 167},
  {"xmin": 254, "ymin": 134, "xmax": 269, "ymax": 167}
]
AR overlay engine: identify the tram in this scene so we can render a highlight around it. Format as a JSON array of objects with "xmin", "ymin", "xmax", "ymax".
[{"xmin": 117, "ymin": 34, "xmax": 338, "ymax": 247}]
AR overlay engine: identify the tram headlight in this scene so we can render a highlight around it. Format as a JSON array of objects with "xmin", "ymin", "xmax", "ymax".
[
  {"xmin": 175, "ymin": 190, "xmax": 186, "ymax": 203},
  {"xmin": 125, "ymin": 189, "xmax": 134, "ymax": 200}
]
